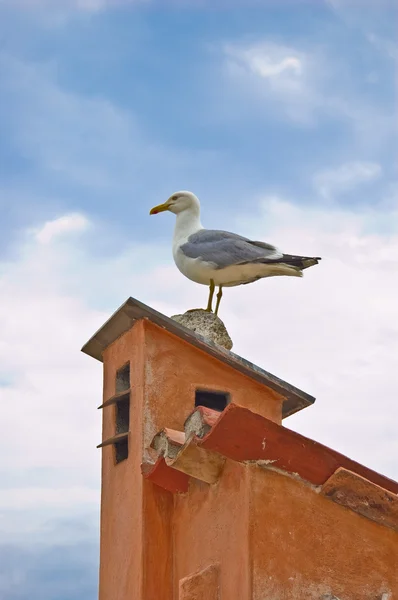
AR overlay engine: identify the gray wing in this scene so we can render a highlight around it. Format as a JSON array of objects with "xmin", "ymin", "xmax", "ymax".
[{"xmin": 180, "ymin": 229, "xmax": 283, "ymax": 269}]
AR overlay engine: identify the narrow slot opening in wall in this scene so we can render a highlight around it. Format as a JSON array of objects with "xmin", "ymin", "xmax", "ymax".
[
  {"xmin": 114, "ymin": 363, "xmax": 130, "ymax": 463},
  {"xmin": 115, "ymin": 397, "xmax": 130, "ymax": 434},
  {"xmin": 116, "ymin": 363, "xmax": 130, "ymax": 393},
  {"xmin": 114, "ymin": 438, "xmax": 128, "ymax": 464},
  {"xmin": 195, "ymin": 389, "xmax": 229, "ymax": 412}
]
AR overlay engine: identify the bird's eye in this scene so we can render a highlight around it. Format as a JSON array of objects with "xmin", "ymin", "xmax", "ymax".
[{"xmin": 171, "ymin": 195, "xmax": 178, "ymax": 201}]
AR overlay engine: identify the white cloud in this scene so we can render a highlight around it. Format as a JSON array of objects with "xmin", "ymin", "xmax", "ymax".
[
  {"xmin": 0, "ymin": 487, "xmax": 98, "ymax": 510},
  {"xmin": 225, "ymin": 44, "xmax": 303, "ymax": 79},
  {"xmin": 223, "ymin": 42, "xmax": 315, "ymax": 124},
  {"xmin": 313, "ymin": 161, "xmax": 382, "ymax": 200},
  {"xmin": 35, "ymin": 213, "xmax": 89, "ymax": 244},
  {"xmin": 221, "ymin": 39, "xmax": 397, "ymax": 146}
]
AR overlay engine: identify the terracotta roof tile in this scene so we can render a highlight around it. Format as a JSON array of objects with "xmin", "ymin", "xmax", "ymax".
[
  {"xmin": 150, "ymin": 424, "xmax": 225, "ymax": 485},
  {"xmin": 164, "ymin": 438, "xmax": 225, "ymax": 484},
  {"xmin": 196, "ymin": 403, "xmax": 398, "ymax": 495},
  {"xmin": 145, "ymin": 402, "xmax": 398, "ymax": 531},
  {"xmin": 151, "ymin": 428, "xmax": 186, "ymax": 460},
  {"xmin": 321, "ymin": 467, "xmax": 398, "ymax": 532},
  {"xmin": 141, "ymin": 456, "xmax": 189, "ymax": 494},
  {"xmin": 184, "ymin": 405, "xmax": 222, "ymax": 439}
]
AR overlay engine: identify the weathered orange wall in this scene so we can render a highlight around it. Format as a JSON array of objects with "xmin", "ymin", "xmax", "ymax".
[
  {"xmin": 170, "ymin": 461, "xmax": 398, "ymax": 599},
  {"xmin": 99, "ymin": 319, "xmax": 282, "ymax": 600},
  {"xmin": 171, "ymin": 462, "xmax": 398, "ymax": 599},
  {"xmin": 250, "ymin": 466, "xmax": 398, "ymax": 599},
  {"xmin": 99, "ymin": 320, "xmax": 146, "ymax": 600},
  {"xmin": 173, "ymin": 460, "xmax": 252, "ymax": 599},
  {"xmin": 98, "ymin": 318, "xmax": 398, "ymax": 600}
]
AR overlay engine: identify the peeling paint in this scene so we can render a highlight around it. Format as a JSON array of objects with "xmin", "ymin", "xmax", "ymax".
[{"xmin": 248, "ymin": 459, "xmax": 320, "ymax": 490}]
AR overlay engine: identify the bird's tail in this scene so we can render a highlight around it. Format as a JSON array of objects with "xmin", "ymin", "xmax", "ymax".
[{"xmin": 279, "ymin": 255, "xmax": 321, "ymax": 270}]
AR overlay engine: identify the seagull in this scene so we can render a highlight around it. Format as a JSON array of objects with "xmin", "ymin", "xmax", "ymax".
[{"xmin": 150, "ymin": 191, "xmax": 321, "ymax": 316}]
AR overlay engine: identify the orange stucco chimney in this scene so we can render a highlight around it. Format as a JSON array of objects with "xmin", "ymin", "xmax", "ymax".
[{"xmin": 82, "ymin": 297, "xmax": 398, "ymax": 600}]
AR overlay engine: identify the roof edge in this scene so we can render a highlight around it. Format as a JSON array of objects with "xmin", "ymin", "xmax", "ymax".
[{"xmin": 81, "ymin": 297, "xmax": 315, "ymax": 419}]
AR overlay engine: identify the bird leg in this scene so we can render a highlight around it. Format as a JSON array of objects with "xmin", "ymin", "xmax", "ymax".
[
  {"xmin": 215, "ymin": 286, "xmax": 223, "ymax": 316},
  {"xmin": 206, "ymin": 279, "xmax": 215, "ymax": 312}
]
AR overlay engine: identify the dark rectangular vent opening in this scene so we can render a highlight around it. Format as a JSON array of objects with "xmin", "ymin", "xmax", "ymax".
[
  {"xmin": 115, "ymin": 438, "xmax": 128, "ymax": 464},
  {"xmin": 115, "ymin": 397, "xmax": 130, "ymax": 435},
  {"xmin": 195, "ymin": 389, "xmax": 229, "ymax": 412},
  {"xmin": 116, "ymin": 363, "xmax": 130, "ymax": 393}
]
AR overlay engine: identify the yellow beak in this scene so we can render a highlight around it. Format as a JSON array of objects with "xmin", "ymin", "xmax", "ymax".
[{"xmin": 149, "ymin": 201, "xmax": 170, "ymax": 215}]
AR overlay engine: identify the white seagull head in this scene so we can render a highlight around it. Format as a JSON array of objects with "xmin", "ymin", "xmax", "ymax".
[{"xmin": 150, "ymin": 190, "xmax": 200, "ymax": 216}]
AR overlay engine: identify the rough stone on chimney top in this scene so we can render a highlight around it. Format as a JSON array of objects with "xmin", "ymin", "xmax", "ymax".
[{"xmin": 171, "ymin": 309, "xmax": 233, "ymax": 351}]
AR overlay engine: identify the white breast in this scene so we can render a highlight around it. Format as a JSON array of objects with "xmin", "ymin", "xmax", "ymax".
[{"xmin": 173, "ymin": 245, "xmax": 215, "ymax": 285}]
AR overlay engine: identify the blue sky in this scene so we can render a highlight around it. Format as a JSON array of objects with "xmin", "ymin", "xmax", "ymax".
[{"xmin": 0, "ymin": 1, "xmax": 397, "ymax": 598}]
